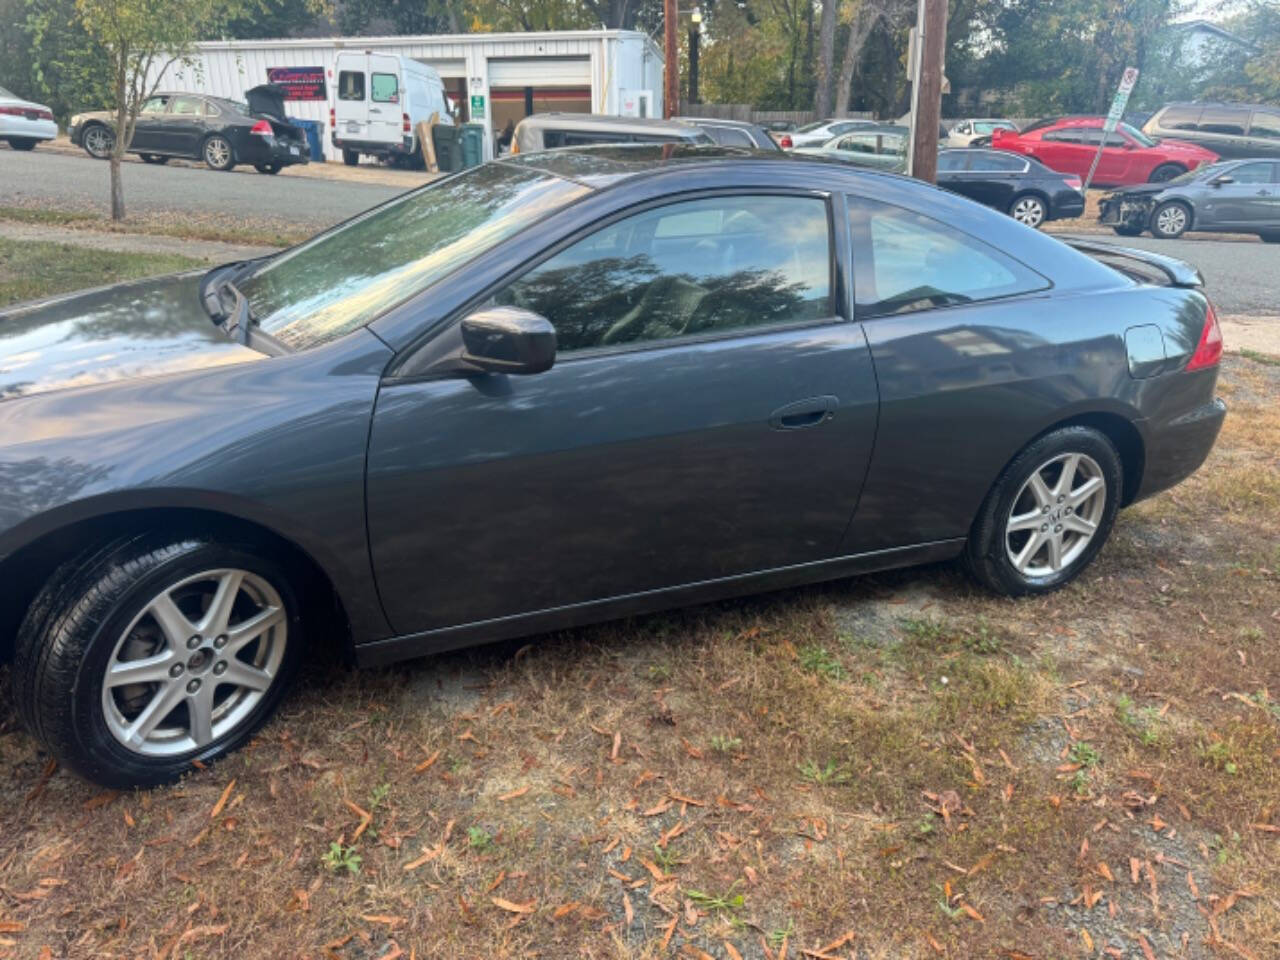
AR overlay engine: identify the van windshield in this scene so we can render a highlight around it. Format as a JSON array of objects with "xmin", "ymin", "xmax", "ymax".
[{"xmin": 240, "ymin": 163, "xmax": 590, "ymax": 349}]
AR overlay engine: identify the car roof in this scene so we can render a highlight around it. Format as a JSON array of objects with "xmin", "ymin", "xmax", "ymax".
[
  {"xmin": 681, "ymin": 117, "xmax": 762, "ymax": 130},
  {"xmin": 516, "ymin": 113, "xmax": 703, "ymax": 136}
]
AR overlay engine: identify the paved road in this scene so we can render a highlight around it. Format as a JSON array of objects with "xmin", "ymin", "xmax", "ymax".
[
  {"xmin": 1060, "ymin": 232, "xmax": 1275, "ymax": 317},
  {"xmin": 0, "ymin": 148, "xmax": 403, "ymax": 225}
]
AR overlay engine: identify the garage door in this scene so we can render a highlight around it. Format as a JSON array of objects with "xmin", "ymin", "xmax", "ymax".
[{"xmin": 488, "ymin": 57, "xmax": 591, "ymax": 87}]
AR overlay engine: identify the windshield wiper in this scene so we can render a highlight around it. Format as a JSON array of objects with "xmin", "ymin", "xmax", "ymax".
[{"xmin": 215, "ymin": 278, "xmax": 257, "ymax": 345}]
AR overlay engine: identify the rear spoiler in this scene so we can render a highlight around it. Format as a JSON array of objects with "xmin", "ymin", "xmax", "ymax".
[{"xmin": 1064, "ymin": 238, "xmax": 1204, "ymax": 288}]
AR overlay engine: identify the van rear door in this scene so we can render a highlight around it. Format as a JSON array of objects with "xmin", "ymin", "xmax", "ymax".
[
  {"xmin": 367, "ymin": 53, "xmax": 405, "ymax": 146},
  {"xmin": 334, "ymin": 53, "xmax": 370, "ymax": 140}
]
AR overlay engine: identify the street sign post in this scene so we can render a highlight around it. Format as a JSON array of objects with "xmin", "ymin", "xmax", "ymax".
[{"xmin": 1083, "ymin": 67, "xmax": 1139, "ymax": 192}]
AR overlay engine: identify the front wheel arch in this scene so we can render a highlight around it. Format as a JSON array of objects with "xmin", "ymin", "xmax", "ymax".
[{"xmin": 0, "ymin": 507, "xmax": 351, "ymax": 665}]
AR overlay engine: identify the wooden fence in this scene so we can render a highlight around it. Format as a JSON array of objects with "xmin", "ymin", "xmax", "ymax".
[{"xmin": 677, "ymin": 103, "xmax": 876, "ymax": 125}]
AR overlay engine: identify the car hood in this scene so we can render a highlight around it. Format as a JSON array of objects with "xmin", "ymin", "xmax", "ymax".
[{"xmin": 0, "ymin": 272, "xmax": 264, "ymax": 401}]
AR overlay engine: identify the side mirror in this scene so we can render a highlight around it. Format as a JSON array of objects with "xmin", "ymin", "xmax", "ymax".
[
  {"xmin": 1211, "ymin": 175, "xmax": 1234, "ymax": 187},
  {"xmin": 406, "ymin": 306, "xmax": 556, "ymax": 379},
  {"xmin": 460, "ymin": 306, "xmax": 556, "ymax": 375}
]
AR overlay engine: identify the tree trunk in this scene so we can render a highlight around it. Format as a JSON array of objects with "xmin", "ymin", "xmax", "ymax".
[
  {"xmin": 835, "ymin": 6, "xmax": 876, "ymax": 116},
  {"xmin": 816, "ymin": 0, "xmax": 838, "ymax": 116},
  {"xmin": 110, "ymin": 53, "xmax": 129, "ymax": 222},
  {"xmin": 109, "ymin": 155, "xmax": 125, "ymax": 220}
]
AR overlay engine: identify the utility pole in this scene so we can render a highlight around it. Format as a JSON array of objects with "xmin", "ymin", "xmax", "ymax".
[
  {"xmin": 688, "ymin": 23, "xmax": 700, "ymax": 104},
  {"xmin": 664, "ymin": 0, "xmax": 678, "ymax": 117},
  {"xmin": 906, "ymin": 0, "xmax": 946, "ymax": 183}
]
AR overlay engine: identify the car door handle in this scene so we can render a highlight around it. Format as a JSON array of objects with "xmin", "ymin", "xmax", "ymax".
[{"xmin": 770, "ymin": 395, "xmax": 838, "ymax": 430}]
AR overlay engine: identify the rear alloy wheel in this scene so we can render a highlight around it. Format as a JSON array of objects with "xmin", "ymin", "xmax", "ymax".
[
  {"xmin": 965, "ymin": 427, "xmax": 1122, "ymax": 596},
  {"xmin": 1148, "ymin": 163, "xmax": 1185, "ymax": 183},
  {"xmin": 1259, "ymin": 232, "xmax": 1280, "ymax": 244},
  {"xmin": 203, "ymin": 135, "xmax": 235, "ymax": 171},
  {"xmin": 82, "ymin": 124, "xmax": 114, "ymax": 159},
  {"xmin": 1151, "ymin": 201, "xmax": 1190, "ymax": 239},
  {"xmin": 1009, "ymin": 194, "xmax": 1047, "ymax": 228},
  {"xmin": 11, "ymin": 535, "xmax": 301, "ymax": 788},
  {"xmin": 255, "ymin": 163, "xmax": 281, "ymax": 174}
]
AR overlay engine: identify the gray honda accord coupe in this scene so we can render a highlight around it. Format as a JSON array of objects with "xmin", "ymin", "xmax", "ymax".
[{"xmin": 0, "ymin": 146, "xmax": 1226, "ymax": 788}]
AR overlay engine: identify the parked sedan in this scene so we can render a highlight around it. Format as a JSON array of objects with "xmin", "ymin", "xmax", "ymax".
[
  {"xmin": 938, "ymin": 148, "xmax": 1084, "ymax": 228},
  {"xmin": 786, "ymin": 117, "xmax": 879, "ymax": 149},
  {"xmin": 943, "ymin": 118, "xmax": 1017, "ymax": 148},
  {"xmin": 0, "ymin": 84, "xmax": 57, "ymax": 150},
  {"xmin": 793, "ymin": 125, "xmax": 910, "ymax": 170},
  {"xmin": 0, "ymin": 146, "xmax": 1224, "ymax": 788},
  {"xmin": 1098, "ymin": 158, "xmax": 1280, "ymax": 241},
  {"xmin": 683, "ymin": 117, "xmax": 779, "ymax": 150},
  {"xmin": 69, "ymin": 85, "xmax": 308, "ymax": 173},
  {"xmin": 992, "ymin": 116, "xmax": 1218, "ymax": 185}
]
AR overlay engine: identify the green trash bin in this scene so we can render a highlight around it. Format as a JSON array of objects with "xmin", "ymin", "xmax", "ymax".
[
  {"xmin": 432, "ymin": 123, "xmax": 461, "ymax": 173},
  {"xmin": 460, "ymin": 124, "xmax": 485, "ymax": 168}
]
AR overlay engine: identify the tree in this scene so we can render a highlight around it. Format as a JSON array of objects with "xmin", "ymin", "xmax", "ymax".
[
  {"xmin": 834, "ymin": 0, "xmax": 914, "ymax": 116},
  {"xmin": 815, "ymin": 0, "xmax": 838, "ymax": 116},
  {"xmin": 74, "ymin": 0, "xmax": 259, "ymax": 220}
]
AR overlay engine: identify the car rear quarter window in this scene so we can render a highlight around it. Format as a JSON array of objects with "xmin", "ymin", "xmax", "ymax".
[
  {"xmin": 848, "ymin": 197, "xmax": 1049, "ymax": 319},
  {"xmin": 1249, "ymin": 109, "xmax": 1280, "ymax": 140},
  {"xmin": 968, "ymin": 152, "xmax": 1025, "ymax": 172},
  {"xmin": 338, "ymin": 71, "xmax": 365, "ymax": 101},
  {"xmin": 703, "ymin": 126, "xmax": 755, "ymax": 147},
  {"xmin": 494, "ymin": 194, "xmax": 834, "ymax": 353},
  {"xmin": 1197, "ymin": 106, "xmax": 1249, "ymax": 136}
]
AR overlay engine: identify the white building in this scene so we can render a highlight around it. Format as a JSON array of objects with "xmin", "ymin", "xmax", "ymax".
[{"xmin": 150, "ymin": 29, "xmax": 665, "ymax": 161}]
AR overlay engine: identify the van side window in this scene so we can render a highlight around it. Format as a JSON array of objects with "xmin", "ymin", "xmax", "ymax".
[
  {"xmin": 338, "ymin": 71, "xmax": 365, "ymax": 101},
  {"xmin": 371, "ymin": 73, "xmax": 399, "ymax": 103}
]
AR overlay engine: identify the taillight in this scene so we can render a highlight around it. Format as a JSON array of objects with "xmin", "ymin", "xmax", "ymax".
[
  {"xmin": 1066, "ymin": 175, "xmax": 1083, "ymax": 191},
  {"xmin": 1186, "ymin": 302, "xmax": 1223, "ymax": 371},
  {"xmin": 329, "ymin": 107, "xmax": 335, "ymax": 128},
  {"xmin": 249, "ymin": 119, "xmax": 273, "ymax": 137},
  {"xmin": 780, "ymin": 134, "xmax": 792, "ymax": 148},
  {"xmin": 0, "ymin": 106, "xmax": 53, "ymax": 119},
  {"xmin": 403, "ymin": 112, "xmax": 410, "ymax": 133}
]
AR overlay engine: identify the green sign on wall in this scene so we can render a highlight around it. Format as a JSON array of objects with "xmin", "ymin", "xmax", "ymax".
[{"xmin": 470, "ymin": 94, "xmax": 486, "ymax": 120}]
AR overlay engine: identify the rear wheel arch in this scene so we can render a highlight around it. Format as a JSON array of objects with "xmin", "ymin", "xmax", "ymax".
[{"xmin": 0, "ymin": 507, "xmax": 352, "ymax": 664}]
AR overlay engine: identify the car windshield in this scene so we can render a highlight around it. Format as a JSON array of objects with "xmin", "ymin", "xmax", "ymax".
[
  {"xmin": 239, "ymin": 163, "xmax": 590, "ymax": 350},
  {"xmin": 795, "ymin": 121, "xmax": 828, "ymax": 133},
  {"xmin": 1120, "ymin": 122, "xmax": 1156, "ymax": 147}
]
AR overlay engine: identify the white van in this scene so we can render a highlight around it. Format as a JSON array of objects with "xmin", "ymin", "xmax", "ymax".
[{"xmin": 330, "ymin": 52, "xmax": 453, "ymax": 166}]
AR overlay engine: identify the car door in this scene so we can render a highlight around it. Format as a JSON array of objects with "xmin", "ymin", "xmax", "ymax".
[
  {"xmin": 364, "ymin": 191, "xmax": 880, "ymax": 636},
  {"xmin": 1193, "ymin": 105, "xmax": 1251, "ymax": 160},
  {"xmin": 1083, "ymin": 128, "xmax": 1132, "ymax": 184},
  {"xmin": 367, "ymin": 54, "xmax": 404, "ymax": 146},
  {"xmin": 160, "ymin": 95, "xmax": 208, "ymax": 156},
  {"xmin": 1032, "ymin": 128, "xmax": 1089, "ymax": 175},
  {"xmin": 128, "ymin": 94, "xmax": 171, "ymax": 151},
  {"xmin": 936, "ymin": 151, "xmax": 977, "ymax": 200},
  {"xmin": 334, "ymin": 55, "xmax": 369, "ymax": 141},
  {"xmin": 957, "ymin": 151, "xmax": 1025, "ymax": 209},
  {"xmin": 1206, "ymin": 162, "xmax": 1278, "ymax": 226}
]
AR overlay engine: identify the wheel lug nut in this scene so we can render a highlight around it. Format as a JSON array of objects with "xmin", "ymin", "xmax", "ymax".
[
  {"xmin": 186, "ymin": 679, "xmax": 201, "ymax": 694},
  {"xmin": 1065, "ymin": 506, "xmax": 1073, "ymax": 515},
  {"xmin": 1054, "ymin": 524, "xmax": 1063, "ymax": 533},
  {"xmin": 1041, "ymin": 523, "xmax": 1049, "ymax": 532},
  {"xmin": 213, "ymin": 634, "xmax": 227, "ymax": 649},
  {"xmin": 213, "ymin": 661, "xmax": 227, "ymax": 676},
  {"xmin": 1042, "ymin": 505, "xmax": 1050, "ymax": 514},
  {"xmin": 1057, "ymin": 495, "xmax": 1065, "ymax": 503},
  {"xmin": 169, "ymin": 663, "xmax": 184, "ymax": 678},
  {"xmin": 187, "ymin": 635, "xmax": 202, "ymax": 650}
]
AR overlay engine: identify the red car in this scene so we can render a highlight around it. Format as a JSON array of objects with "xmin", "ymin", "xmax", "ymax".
[{"xmin": 991, "ymin": 116, "xmax": 1218, "ymax": 186}]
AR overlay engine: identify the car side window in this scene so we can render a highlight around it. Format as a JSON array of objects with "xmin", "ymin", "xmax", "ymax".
[
  {"xmin": 493, "ymin": 195, "xmax": 834, "ymax": 353},
  {"xmin": 140, "ymin": 96, "xmax": 170, "ymax": 114},
  {"xmin": 1198, "ymin": 107, "xmax": 1249, "ymax": 136},
  {"xmin": 937, "ymin": 152, "xmax": 969, "ymax": 172},
  {"xmin": 1230, "ymin": 163, "xmax": 1275, "ymax": 184},
  {"xmin": 704, "ymin": 126, "xmax": 754, "ymax": 147},
  {"xmin": 338, "ymin": 71, "xmax": 365, "ymax": 101},
  {"xmin": 969, "ymin": 152, "xmax": 1023, "ymax": 172},
  {"xmin": 848, "ymin": 197, "xmax": 1049, "ymax": 319},
  {"xmin": 1043, "ymin": 129, "xmax": 1083, "ymax": 143},
  {"xmin": 371, "ymin": 73, "xmax": 399, "ymax": 103},
  {"xmin": 171, "ymin": 96, "xmax": 204, "ymax": 116},
  {"xmin": 1249, "ymin": 110, "xmax": 1280, "ymax": 140},
  {"xmin": 1159, "ymin": 106, "xmax": 1201, "ymax": 130}
]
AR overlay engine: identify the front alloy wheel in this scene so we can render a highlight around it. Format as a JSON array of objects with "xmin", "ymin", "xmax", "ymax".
[
  {"xmin": 12, "ymin": 535, "xmax": 301, "ymax": 788},
  {"xmin": 83, "ymin": 125, "xmax": 114, "ymax": 159},
  {"xmin": 1151, "ymin": 201, "xmax": 1189, "ymax": 239},
  {"xmin": 101, "ymin": 569, "xmax": 287, "ymax": 757}
]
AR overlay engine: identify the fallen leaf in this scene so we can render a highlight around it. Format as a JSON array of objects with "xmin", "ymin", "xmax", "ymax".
[
  {"xmin": 414, "ymin": 749, "xmax": 441, "ymax": 773},
  {"xmin": 724, "ymin": 941, "xmax": 744, "ymax": 960},
  {"xmin": 209, "ymin": 780, "xmax": 236, "ymax": 819},
  {"xmin": 361, "ymin": 915, "xmax": 405, "ymax": 927},
  {"xmin": 497, "ymin": 786, "xmax": 529, "ymax": 802},
  {"xmin": 491, "ymin": 897, "xmax": 535, "ymax": 914}
]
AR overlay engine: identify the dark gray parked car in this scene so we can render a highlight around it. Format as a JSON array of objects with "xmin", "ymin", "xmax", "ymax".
[
  {"xmin": 683, "ymin": 117, "xmax": 779, "ymax": 150},
  {"xmin": 0, "ymin": 146, "xmax": 1225, "ymax": 788},
  {"xmin": 1099, "ymin": 158, "xmax": 1280, "ymax": 240},
  {"xmin": 1143, "ymin": 102, "xmax": 1280, "ymax": 162}
]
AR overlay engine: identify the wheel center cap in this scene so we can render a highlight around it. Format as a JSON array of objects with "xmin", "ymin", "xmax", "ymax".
[{"xmin": 186, "ymin": 648, "xmax": 214, "ymax": 675}]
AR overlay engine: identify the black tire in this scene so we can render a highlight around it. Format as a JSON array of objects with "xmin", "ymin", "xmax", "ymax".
[
  {"xmin": 7, "ymin": 137, "xmax": 38, "ymax": 151},
  {"xmin": 81, "ymin": 123, "xmax": 114, "ymax": 159},
  {"xmin": 1150, "ymin": 200, "xmax": 1191, "ymax": 239},
  {"xmin": 1148, "ymin": 163, "xmax": 1185, "ymax": 184},
  {"xmin": 11, "ymin": 533, "xmax": 302, "ymax": 789},
  {"xmin": 1259, "ymin": 232, "xmax": 1280, "ymax": 244},
  {"xmin": 1111, "ymin": 225, "xmax": 1144, "ymax": 237},
  {"xmin": 342, "ymin": 148, "xmax": 360, "ymax": 166},
  {"xmin": 140, "ymin": 153, "xmax": 169, "ymax": 164},
  {"xmin": 202, "ymin": 134, "xmax": 235, "ymax": 171},
  {"xmin": 964, "ymin": 426, "xmax": 1122, "ymax": 597},
  {"xmin": 254, "ymin": 163, "xmax": 281, "ymax": 174},
  {"xmin": 1009, "ymin": 193, "xmax": 1048, "ymax": 229}
]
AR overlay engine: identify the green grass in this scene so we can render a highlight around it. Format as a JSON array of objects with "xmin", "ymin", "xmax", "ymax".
[
  {"xmin": 0, "ymin": 237, "xmax": 201, "ymax": 308},
  {"xmin": 0, "ymin": 204, "xmax": 308, "ymax": 248}
]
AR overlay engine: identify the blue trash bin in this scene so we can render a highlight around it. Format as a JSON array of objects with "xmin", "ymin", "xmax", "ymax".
[{"xmin": 288, "ymin": 118, "xmax": 325, "ymax": 162}]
